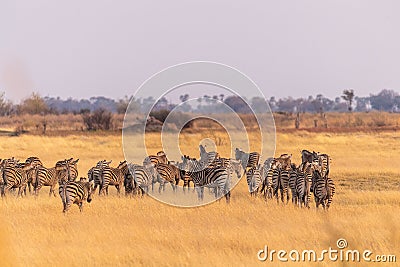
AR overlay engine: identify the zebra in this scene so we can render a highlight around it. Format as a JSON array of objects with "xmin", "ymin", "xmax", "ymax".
[
  {"xmin": 199, "ymin": 145, "xmax": 220, "ymax": 168},
  {"xmin": 155, "ymin": 163, "xmax": 181, "ymax": 193},
  {"xmin": 181, "ymin": 155, "xmax": 231, "ymax": 203},
  {"xmin": 295, "ymin": 162, "xmax": 314, "ymax": 208},
  {"xmin": 288, "ymin": 163, "xmax": 298, "ymax": 204},
  {"xmin": 143, "ymin": 151, "xmax": 168, "ymax": 166},
  {"xmin": 1, "ymin": 161, "xmax": 35, "ymax": 197},
  {"xmin": 301, "ymin": 150, "xmax": 318, "ymax": 164},
  {"xmin": 99, "ymin": 161, "xmax": 129, "ymax": 196},
  {"xmin": 312, "ymin": 169, "xmax": 335, "ymax": 210},
  {"xmin": 261, "ymin": 158, "xmax": 275, "ymax": 199},
  {"xmin": 177, "ymin": 161, "xmax": 194, "ymax": 194},
  {"xmin": 59, "ymin": 178, "xmax": 93, "ymax": 213},
  {"xmin": 24, "ymin": 157, "xmax": 43, "ymax": 194},
  {"xmin": 215, "ymin": 158, "xmax": 243, "ymax": 179},
  {"xmin": 235, "ymin": 148, "xmax": 260, "ymax": 170},
  {"xmin": 34, "ymin": 165, "xmax": 58, "ymax": 196},
  {"xmin": 127, "ymin": 163, "xmax": 158, "ymax": 195},
  {"xmin": 270, "ymin": 159, "xmax": 290, "ymax": 204},
  {"xmin": 276, "ymin": 153, "xmax": 292, "ymax": 170},
  {"xmin": 88, "ymin": 160, "xmax": 112, "ymax": 195},
  {"xmin": 318, "ymin": 153, "xmax": 330, "ymax": 178},
  {"xmin": 246, "ymin": 164, "xmax": 265, "ymax": 196},
  {"xmin": 55, "ymin": 158, "xmax": 79, "ymax": 184}
]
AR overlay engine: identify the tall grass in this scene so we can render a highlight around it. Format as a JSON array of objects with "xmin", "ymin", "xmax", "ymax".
[{"xmin": 0, "ymin": 131, "xmax": 399, "ymax": 266}]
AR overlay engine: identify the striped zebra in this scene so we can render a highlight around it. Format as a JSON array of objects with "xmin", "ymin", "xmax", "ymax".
[
  {"xmin": 88, "ymin": 160, "xmax": 112, "ymax": 195},
  {"xmin": 288, "ymin": 163, "xmax": 298, "ymax": 204},
  {"xmin": 215, "ymin": 158, "xmax": 243, "ymax": 179},
  {"xmin": 276, "ymin": 153, "xmax": 292, "ymax": 170},
  {"xmin": 55, "ymin": 158, "xmax": 79, "ymax": 184},
  {"xmin": 99, "ymin": 161, "xmax": 129, "ymax": 196},
  {"xmin": 24, "ymin": 157, "xmax": 43, "ymax": 194},
  {"xmin": 246, "ymin": 164, "xmax": 265, "ymax": 196},
  {"xmin": 271, "ymin": 160, "xmax": 290, "ymax": 204},
  {"xmin": 176, "ymin": 162, "xmax": 194, "ymax": 194},
  {"xmin": 1, "ymin": 161, "xmax": 35, "ymax": 197},
  {"xmin": 143, "ymin": 151, "xmax": 168, "ymax": 166},
  {"xmin": 312, "ymin": 169, "xmax": 335, "ymax": 210},
  {"xmin": 34, "ymin": 165, "xmax": 58, "ymax": 196},
  {"xmin": 261, "ymin": 158, "xmax": 275, "ymax": 199},
  {"xmin": 181, "ymin": 155, "xmax": 231, "ymax": 203},
  {"xmin": 295, "ymin": 162, "xmax": 314, "ymax": 208},
  {"xmin": 127, "ymin": 163, "xmax": 157, "ymax": 195},
  {"xmin": 318, "ymin": 153, "xmax": 330, "ymax": 178},
  {"xmin": 301, "ymin": 150, "xmax": 318, "ymax": 164},
  {"xmin": 199, "ymin": 145, "xmax": 220, "ymax": 168},
  {"xmin": 155, "ymin": 163, "xmax": 181, "ymax": 193},
  {"xmin": 235, "ymin": 148, "xmax": 260, "ymax": 170},
  {"xmin": 59, "ymin": 178, "xmax": 93, "ymax": 213}
]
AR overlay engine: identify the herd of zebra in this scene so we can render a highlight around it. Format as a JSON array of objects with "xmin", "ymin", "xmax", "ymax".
[{"xmin": 0, "ymin": 146, "xmax": 335, "ymax": 212}]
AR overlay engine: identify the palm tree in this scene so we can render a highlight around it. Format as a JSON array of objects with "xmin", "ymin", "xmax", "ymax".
[{"xmin": 341, "ymin": 89, "xmax": 355, "ymax": 112}]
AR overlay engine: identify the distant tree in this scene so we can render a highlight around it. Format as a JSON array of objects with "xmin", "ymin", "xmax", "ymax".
[
  {"xmin": 369, "ymin": 89, "xmax": 398, "ymax": 111},
  {"xmin": 179, "ymin": 94, "xmax": 189, "ymax": 103},
  {"xmin": 19, "ymin": 93, "xmax": 49, "ymax": 114},
  {"xmin": 341, "ymin": 89, "xmax": 355, "ymax": 112},
  {"xmin": 0, "ymin": 92, "xmax": 13, "ymax": 116},
  {"xmin": 224, "ymin": 96, "xmax": 252, "ymax": 113},
  {"xmin": 117, "ymin": 95, "xmax": 135, "ymax": 114}
]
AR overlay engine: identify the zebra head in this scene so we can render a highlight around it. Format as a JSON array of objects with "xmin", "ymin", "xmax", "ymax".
[
  {"xmin": 234, "ymin": 148, "xmax": 244, "ymax": 160},
  {"xmin": 83, "ymin": 181, "xmax": 93, "ymax": 203},
  {"xmin": 181, "ymin": 155, "xmax": 199, "ymax": 172},
  {"xmin": 230, "ymin": 159, "xmax": 244, "ymax": 178}
]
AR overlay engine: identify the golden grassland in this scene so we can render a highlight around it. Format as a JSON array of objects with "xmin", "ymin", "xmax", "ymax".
[
  {"xmin": 0, "ymin": 131, "xmax": 400, "ymax": 266},
  {"xmin": 1, "ymin": 111, "xmax": 400, "ymax": 134}
]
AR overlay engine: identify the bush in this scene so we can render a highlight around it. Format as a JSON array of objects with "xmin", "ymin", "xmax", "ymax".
[{"xmin": 81, "ymin": 108, "xmax": 112, "ymax": 130}]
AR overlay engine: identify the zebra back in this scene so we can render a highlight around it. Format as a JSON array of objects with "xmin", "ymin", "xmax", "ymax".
[
  {"xmin": 59, "ymin": 181, "xmax": 93, "ymax": 212},
  {"xmin": 235, "ymin": 148, "xmax": 260, "ymax": 169}
]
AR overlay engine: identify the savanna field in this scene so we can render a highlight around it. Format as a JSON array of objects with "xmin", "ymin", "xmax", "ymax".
[{"xmin": 1, "ymin": 130, "xmax": 400, "ymax": 266}]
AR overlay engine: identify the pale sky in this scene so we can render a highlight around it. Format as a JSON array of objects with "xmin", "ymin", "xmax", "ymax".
[{"xmin": 1, "ymin": 0, "xmax": 399, "ymax": 102}]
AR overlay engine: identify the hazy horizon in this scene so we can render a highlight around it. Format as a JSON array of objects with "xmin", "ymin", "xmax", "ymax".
[{"xmin": 1, "ymin": 1, "xmax": 399, "ymax": 102}]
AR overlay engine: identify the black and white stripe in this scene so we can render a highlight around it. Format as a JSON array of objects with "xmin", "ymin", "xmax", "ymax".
[
  {"xmin": 246, "ymin": 165, "xmax": 265, "ymax": 196},
  {"xmin": 312, "ymin": 169, "xmax": 335, "ymax": 210},
  {"xmin": 34, "ymin": 166, "xmax": 58, "ymax": 196},
  {"xmin": 181, "ymin": 156, "xmax": 231, "ymax": 203},
  {"xmin": 199, "ymin": 145, "xmax": 220, "ymax": 168},
  {"xmin": 235, "ymin": 148, "xmax": 260, "ymax": 170},
  {"xmin": 155, "ymin": 163, "xmax": 181, "ymax": 193},
  {"xmin": 88, "ymin": 160, "xmax": 112, "ymax": 195},
  {"xmin": 1, "ymin": 161, "xmax": 34, "ymax": 197},
  {"xmin": 58, "ymin": 179, "xmax": 93, "ymax": 212},
  {"xmin": 127, "ymin": 163, "xmax": 157, "ymax": 195},
  {"xmin": 55, "ymin": 158, "xmax": 79, "ymax": 184},
  {"xmin": 99, "ymin": 161, "xmax": 128, "ymax": 195}
]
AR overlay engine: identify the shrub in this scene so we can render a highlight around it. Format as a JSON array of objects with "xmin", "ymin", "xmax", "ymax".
[{"xmin": 81, "ymin": 108, "xmax": 112, "ymax": 131}]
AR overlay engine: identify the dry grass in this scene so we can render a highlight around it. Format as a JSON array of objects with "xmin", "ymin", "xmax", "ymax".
[
  {"xmin": 1, "ymin": 112, "xmax": 400, "ymax": 135},
  {"xmin": 0, "ymin": 131, "xmax": 399, "ymax": 266}
]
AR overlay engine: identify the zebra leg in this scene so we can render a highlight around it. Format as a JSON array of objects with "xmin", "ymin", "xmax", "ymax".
[
  {"xmin": 200, "ymin": 187, "xmax": 204, "ymax": 201},
  {"xmin": 92, "ymin": 184, "xmax": 98, "ymax": 195},
  {"xmin": 225, "ymin": 190, "xmax": 231, "ymax": 204},
  {"xmin": 79, "ymin": 201, "xmax": 83, "ymax": 212},
  {"xmin": 64, "ymin": 200, "xmax": 72, "ymax": 213}
]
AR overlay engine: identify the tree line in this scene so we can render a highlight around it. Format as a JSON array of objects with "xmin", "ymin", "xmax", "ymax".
[{"xmin": 0, "ymin": 89, "xmax": 400, "ymax": 116}]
